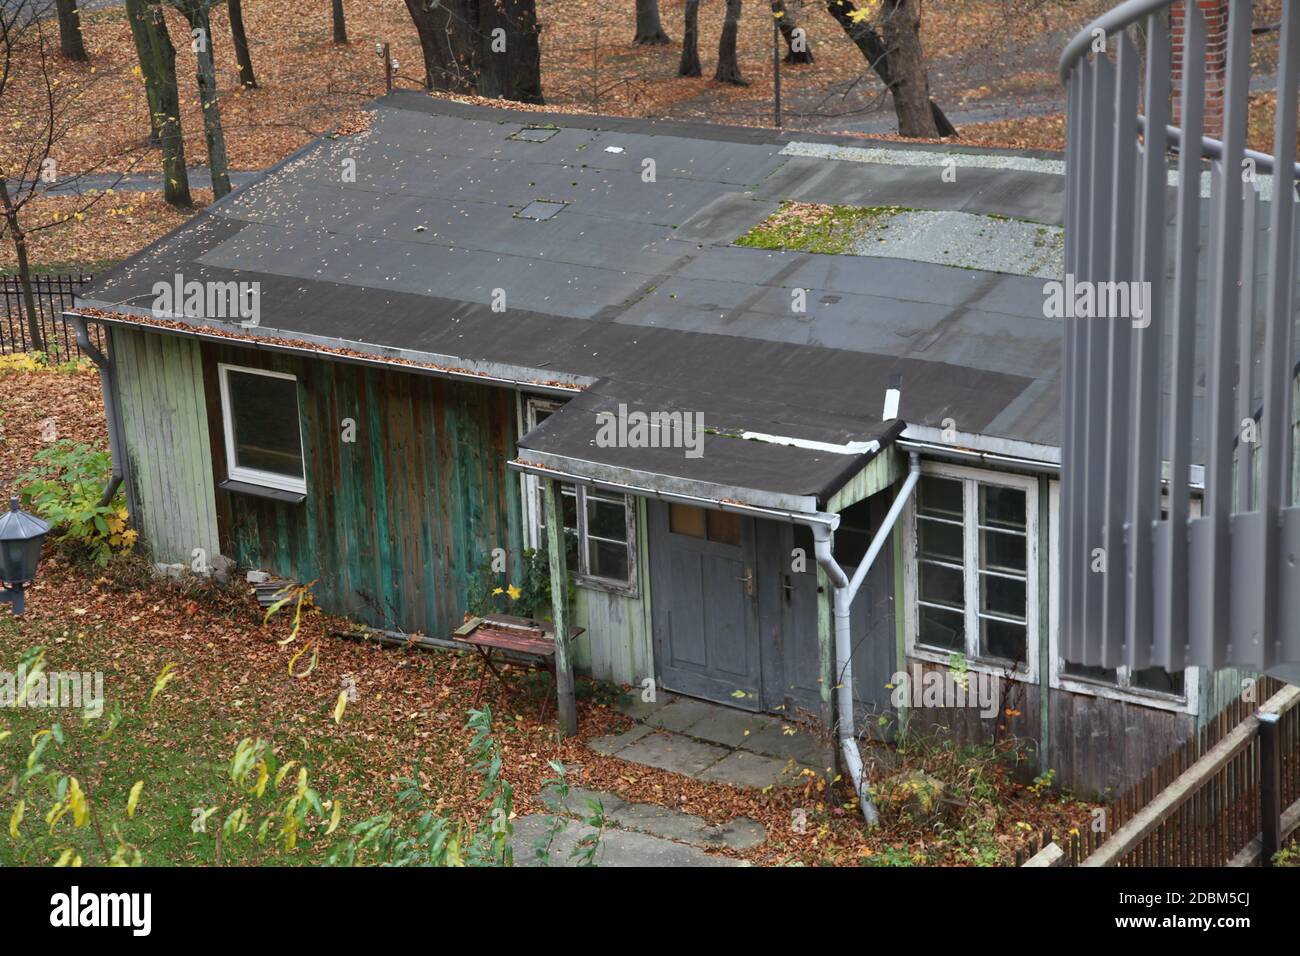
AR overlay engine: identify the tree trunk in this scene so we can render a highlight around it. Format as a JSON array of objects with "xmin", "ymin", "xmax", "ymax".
[
  {"xmin": 0, "ymin": 179, "xmax": 45, "ymax": 353},
  {"xmin": 678, "ymin": 0, "xmax": 701, "ymax": 77},
  {"xmin": 715, "ymin": 0, "xmax": 747, "ymax": 86},
  {"xmin": 633, "ymin": 0, "xmax": 671, "ymax": 45},
  {"xmin": 149, "ymin": 2, "xmax": 193, "ymax": 207},
  {"xmin": 124, "ymin": 0, "xmax": 164, "ymax": 144},
  {"xmin": 478, "ymin": 0, "xmax": 543, "ymax": 104},
  {"xmin": 184, "ymin": 5, "xmax": 232, "ymax": 199},
  {"xmin": 823, "ymin": 0, "xmax": 954, "ymax": 137},
  {"xmin": 402, "ymin": 0, "xmax": 479, "ymax": 94},
  {"xmin": 229, "ymin": 0, "xmax": 258, "ymax": 88},
  {"xmin": 879, "ymin": 0, "xmax": 933, "ymax": 136},
  {"xmin": 55, "ymin": 0, "xmax": 89, "ymax": 62},
  {"xmin": 772, "ymin": 0, "xmax": 813, "ymax": 64},
  {"xmin": 332, "ymin": 0, "xmax": 348, "ymax": 44}
]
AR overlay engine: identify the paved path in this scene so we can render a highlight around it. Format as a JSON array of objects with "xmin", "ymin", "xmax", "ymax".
[{"xmin": 589, "ymin": 693, "xmax": 825, "ymax": 789}]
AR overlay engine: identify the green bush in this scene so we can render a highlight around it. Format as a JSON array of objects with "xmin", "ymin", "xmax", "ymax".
[{"xmin": 17, "ymin": 440, "xmax": 134, "ymax": 567}]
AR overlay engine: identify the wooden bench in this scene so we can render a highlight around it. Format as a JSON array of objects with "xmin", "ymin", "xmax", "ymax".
[{"xmin": 453, "ymin": 614, "xmax": 584, "ymax": 717}]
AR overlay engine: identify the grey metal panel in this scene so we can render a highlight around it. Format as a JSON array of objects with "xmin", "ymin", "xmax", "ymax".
[
  {"xmin": 1157, "ymin": 2, "xmax": 1206, "ymax": 673},
  {"xmin": 1125, "ymin": 10, "xmax": 1170, "ymax": 672}
]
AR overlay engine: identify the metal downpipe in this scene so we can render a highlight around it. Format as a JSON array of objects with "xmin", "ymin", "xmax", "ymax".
[
  {"xmin": 810, "ymin": 451, "xmax": 922, "ymax": 828},
  {"xmin": 71, "ymin": 317, "xmax": 124, "ymax": 508}
]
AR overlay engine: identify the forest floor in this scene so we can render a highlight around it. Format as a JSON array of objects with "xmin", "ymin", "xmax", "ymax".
[{"xmin": 0, "ymin": 360, "xmax": 1097, "ymax": 866}]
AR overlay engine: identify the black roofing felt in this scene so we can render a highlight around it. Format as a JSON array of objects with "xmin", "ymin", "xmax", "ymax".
[{"xmin": 79, "ymin": 91, "xmax": 1067, "ymax": 502}]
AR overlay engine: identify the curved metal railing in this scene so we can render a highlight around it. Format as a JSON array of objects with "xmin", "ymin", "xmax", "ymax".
[{"xmin": 1059, "ymin": 0, "xmax": 1300, "ymax": 674}]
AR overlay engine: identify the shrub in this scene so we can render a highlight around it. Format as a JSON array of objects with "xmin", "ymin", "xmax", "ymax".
[{"xmin": 16, "ymin": 440, "xmax": 135, "ymax": 567}]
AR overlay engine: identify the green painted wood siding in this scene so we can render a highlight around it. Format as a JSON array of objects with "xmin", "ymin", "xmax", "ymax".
[
  {"xmin": 201, "ymin": 342, "xmax": 524, "ymax": 639},
  {"xmin": 109, "ymin": 327, "xmax": 220, "ymax": 565},
  {"xmin": 571, "ymin": 498, "xmax": 653, "ymax": 685}
]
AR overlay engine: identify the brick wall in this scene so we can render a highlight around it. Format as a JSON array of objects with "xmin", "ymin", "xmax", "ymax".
[{"xmin": 1171, "ymin": 0, "xmax": 1229, "ymax": 138}]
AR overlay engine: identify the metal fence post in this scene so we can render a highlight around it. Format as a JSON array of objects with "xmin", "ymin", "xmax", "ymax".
[{"xmin": 1260, "ymin": 711, "xmax": 1281, "ymax": 864}]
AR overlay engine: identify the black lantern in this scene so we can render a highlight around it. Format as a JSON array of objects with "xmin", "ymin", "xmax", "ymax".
[{"xmin": 0, "ymin": 496, "xmax": 49, "ymax": 615}]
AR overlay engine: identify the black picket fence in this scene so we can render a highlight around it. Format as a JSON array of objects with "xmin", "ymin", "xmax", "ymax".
[{"xmin": 0, "ymin": 273, "xmax": 102, "ymax": 357}]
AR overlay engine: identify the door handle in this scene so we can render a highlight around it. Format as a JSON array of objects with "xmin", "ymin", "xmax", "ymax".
[{"xmin": 736, "ymin": 570, "xmax": 753, "ymax": 597}]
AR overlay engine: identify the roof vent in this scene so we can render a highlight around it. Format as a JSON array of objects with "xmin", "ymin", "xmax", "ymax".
[
  {"xmin": 509, "ymin": 126, "xmax": 559, "ymax": 143},
  {"xmin": 515, "ymin": 200, "xmax": 566, "ymax": 221}
]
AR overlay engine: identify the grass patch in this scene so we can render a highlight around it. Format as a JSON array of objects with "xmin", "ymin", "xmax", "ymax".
[{"xmin": 735, "ymin": 202, "xmax": 906, "ymax": 255}]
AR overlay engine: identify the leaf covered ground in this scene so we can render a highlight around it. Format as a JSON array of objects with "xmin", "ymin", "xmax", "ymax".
[{"xmin": 0, "ymin": 362, "xmax": 1096, "ymax": 866}]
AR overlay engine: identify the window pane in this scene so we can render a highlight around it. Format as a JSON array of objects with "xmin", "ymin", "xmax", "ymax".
[
  {"xmin": 1063, "ymin": 661, "xmax": 1120, "ymax": 683},
  {"xmin": 980, "ymin": 528, "xmax": 1026, "ymax": 573},
  {"xmin": 919, "ymin": 605, "xmax": 964, "ymax": 650},
  {"xmin": 706, "ymin": 510, "xmax": 743, "ymax": 546},
  {"xmin": 918, "ymin": 476, "xmax": 963, "ymax": 520},
  {"xmin": 918, "ymin": 517, "xmax": 962, "ymax": 563},
  {"xmin": 980, "ymin": 484, "xmax": 1026, "ymax": 531},
  {"xmin": 586, "ymin": 495, "xmax": 627, "ymax": 542},
  {"xmin": 670, "ymin": 503, "xmax": 706, "ymax": 538},
  {"xmin": 561, "ymin": 486, "xmax": 578, "ymax": 532},
  {"xmin": 227, "ymin": 370, "xmax": 303, "ymax": 479},
  {"xmin": 980, "ymin": 617, "xmax": 1026, "ymax": 663},
  {"xmin": 919, "ymin": 562, "xmax": 964, "ymax": 608},
  {"xmin": 1131, "ymin": 667, "xmax": 1185, "ymax": 696},
  {"xmin": 587, "ymin": 537, "xmax": 629, "ymax": 582},
  {"xmin": 980, "ymin": 573, "xmax": 1025, "ymax": 619}
]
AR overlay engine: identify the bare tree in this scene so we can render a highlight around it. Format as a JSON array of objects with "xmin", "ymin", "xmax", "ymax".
[
  {"xmin": 479, "ymin": 0, "xmax": 543, "ymax": 103},
  {"xmin": 165, "ymin": 1, "xmax": 232, "ymax": 198},
  {"xmin": 824, "ymin": 0, "xmax": 953, "ymax": 137},
  {"xmin": 0, "ymin": 3, "xmax": 140, "ymax": 351},
  {"xmin": 773, "ymin": 0, "xmax": 813, "ymax": 64},
  {"xmin": 54, "ymin": 0, "xmax": 88, "ymax": 62},
  {"xmin": 678, "ymin": 0, "xmax": 702, "ymax": 77},
  {"xmin": 332, "ymin": 0, "xmax": 348, "ymax": 44},
  {"xmin": 228, "ymin": 0, "xmax": 257, "ymax": 88},
  {"xmin": 402, "ymin": 0, "xmax": 543, "ymax": 103},
  {"xmin": 124, "ymin": 0, "xmax": 192, "ymax": 208},
  {"xmin": 633, "ymin": 0, "xmax": 671, "ymax": 45},
  {"xmin": 715, "ymin": 0, "xmax": 746, "ymax": 86}
]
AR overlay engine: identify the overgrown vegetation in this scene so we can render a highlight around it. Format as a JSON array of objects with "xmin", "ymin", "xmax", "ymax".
[
  {"xmin": 735, "ymin": 201, "xmax": 906, "ymax": 254},
  {"xmin": 17, "ymin": 440, "xmax": 135, "ymax": 567},
  {"xmin": 466, "ymin": 547, "xmax": 563, "ymax": 621}
]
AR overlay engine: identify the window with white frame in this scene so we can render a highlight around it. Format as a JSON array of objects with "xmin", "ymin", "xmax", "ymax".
[
  {"xmin": 1048, "ymin": 481, "xmax": 1199, "ymax": 711},
  {"xmin": 905, "ymin": 464, "xmax": 1038, "ymax": 675},
  {"xmin": 519, "ymin": 395, "xmax": 637, "ymax": 595},
  {"xmin": 217, "ymin": 364, "xmax": 307, "ymax": 495}
]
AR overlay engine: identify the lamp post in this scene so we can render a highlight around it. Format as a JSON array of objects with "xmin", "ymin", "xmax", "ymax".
[{"xmin": 0, "ymin": 496, "xmax": 49, "ymax": 615}]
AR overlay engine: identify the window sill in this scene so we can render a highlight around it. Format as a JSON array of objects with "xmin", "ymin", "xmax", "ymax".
[
  {"xmin": 575, "ymin": 574, "xmax": 639, "ymax": 600},
  {"xmin": 218, "ymin": 479, "xmax": 307, "ymax": 505},
  {"xmin": 907, "ymin": 645, "xmax": 1036, "ymax": 683},
  {"xmin": 1055, "ymin": 674, "xmax": 1195, "ymax": 715}
]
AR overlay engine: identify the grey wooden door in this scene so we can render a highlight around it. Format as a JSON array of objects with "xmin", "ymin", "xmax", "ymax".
[{"xmin": 649, "ymin": 501, "xmax": 762, "ymax": 710}]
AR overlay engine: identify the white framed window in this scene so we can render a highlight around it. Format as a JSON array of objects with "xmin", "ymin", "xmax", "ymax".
[
  {"xmin": 903, "ymin": 462, "xmax": 1038, "ymax": 680},
  {"xmin": 517, "ymin": 394, "xmax": 638, "ymax": 596},
  {"xmin": 217, "ymin": 363, "xmax": 307, "ymax": 495},
  {"xmin": 1047, "ymin": 481, "xmax": 1200, "ymax": 714}
]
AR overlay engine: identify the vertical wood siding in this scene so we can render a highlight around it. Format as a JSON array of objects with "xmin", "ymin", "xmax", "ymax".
[
  {"xmin": 571, "ymin": 498, "xmax": 653, "ymax": 686},
  {"xmin": 201, "ymin": 342, "xmax": 524, "ymax": 639},
  {"xmin": 110, "ymin": 327, "xmax": 220, "ymax": 565}
]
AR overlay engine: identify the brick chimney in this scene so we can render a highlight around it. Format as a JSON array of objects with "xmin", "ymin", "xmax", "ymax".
[{"xmin": 1171, "ymin": 0, "xmax": 1229, "ymax": 139}]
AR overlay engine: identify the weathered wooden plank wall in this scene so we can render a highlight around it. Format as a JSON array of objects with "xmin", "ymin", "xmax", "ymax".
[
  {"xmin": 571, "ymin": 498, "xmax": 654, "ymax": 687},
  {"xmin": 200, "ymin": 342, "xmax": 524, "ymax": 639},
  {"xmin": 109, "ymin": 327, "xmax": 220, "ymax": 565}
]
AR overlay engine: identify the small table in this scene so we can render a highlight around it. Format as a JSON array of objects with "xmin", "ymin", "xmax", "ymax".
[{"xmin": 453, "ymin": 614, "xmax": 584, "ymax": 718}]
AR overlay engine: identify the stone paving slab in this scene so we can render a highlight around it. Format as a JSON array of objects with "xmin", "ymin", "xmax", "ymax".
[
  {"xmin": 539, "ymin": 785, "xmax": 766, "ymax": 851},
  {"xmin": 614, "ymin": 730, "xmax": 731, "ymax": 778},
  {"xmin": 699, "ymin": 750, "xmax": 809, "ymax": 789},
  {"xmin": 510, "ymin": 815, "xmax": 748, "ymax": 867},
  {"xmin": 643, "ymin": 697, "xmax": 723, "ymax": 734}
]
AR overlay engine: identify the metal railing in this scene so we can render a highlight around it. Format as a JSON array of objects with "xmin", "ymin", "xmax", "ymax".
[{"xmin": 1059, "ymin": 0, "xmax": 1300, "ymax": 673}]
